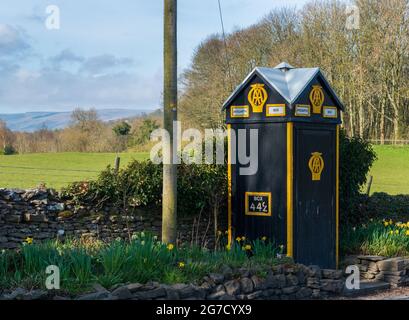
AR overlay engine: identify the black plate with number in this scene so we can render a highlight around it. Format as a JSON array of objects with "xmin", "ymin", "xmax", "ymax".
[{"xmin": 246, "ymin": 193, "xmax": 271, "ymax": 216}]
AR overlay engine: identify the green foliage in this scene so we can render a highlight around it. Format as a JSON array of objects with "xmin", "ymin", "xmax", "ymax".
[
  {"xmin": 0, "ymin": 233, "xmax": 285, "ymax": 293},
  {"xmin": 112, "ymin": 121, "xmax": 131, "ymax": 137},
  {"xmin": 68, "ymin": 248, "xmax": 93, "ymax": 287},
  {"xmin": 339, "ymin": 130, "xmax": 377, "ymax": 225},
  {"xmin": 347, "ymin": 192, "xmax": 409, "ymax": 225},
  {"xmin": 341, "ymin": 219, "xmax": 409, "ymax": 257},
  {"xmin": 178, "ymin": 163, "xmax": 227, "ymax": 215},
  {"xmin": 62, "ymin": 160, "xmax": 226, "ymax": 217},
  {"xmin": 61, "ymin": 161, "xmax": 163, "ymax": 208},
  {"xmin": 2, "ymin": 145, "xmax": 16, "ymax": 155},
  {"xmin": 366, "ymin": 193, "xmax": 409, "ymax": 219},
  {"xmin": 130, "ymin": 119, "xmax": 159, "ymax": 146}
]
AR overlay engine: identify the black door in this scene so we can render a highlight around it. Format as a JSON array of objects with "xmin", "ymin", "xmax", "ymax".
[
  {"xmin": 232, "ymin": 123, "xmax": 287, "ymax": 246},
  {"xmin": 294, "ymin": 124, "xmax": 336, "ymax": 268}
]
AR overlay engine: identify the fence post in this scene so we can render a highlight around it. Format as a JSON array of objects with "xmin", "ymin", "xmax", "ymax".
[
  {"xmin": 366, "ymin": 175, "xmax": 373, "ymax": 195},
  {"xmin": 115, "ymin": 156, "xmax": 121, "ymax": 174}
]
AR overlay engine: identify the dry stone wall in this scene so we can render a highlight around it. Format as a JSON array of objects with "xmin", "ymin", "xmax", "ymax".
[
  {"xmin": 355, "ymin": 255, "xmax": 409, "ymax": 287},
  {"xmin": 0, "ymin": 264, "xmax": 345, "ymax": 300},
  {"xmin": 0, "ymin": 188, "xmax": 218, "ymax": 249}
]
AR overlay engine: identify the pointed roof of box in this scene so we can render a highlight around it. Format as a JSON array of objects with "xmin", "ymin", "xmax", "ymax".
[{"xmin": 222, "ymin": 62, "xmax": 344, "ymax": 110}]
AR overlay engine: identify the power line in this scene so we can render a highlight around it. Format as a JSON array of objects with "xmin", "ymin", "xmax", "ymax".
[
  {"xmin": 217, "ymin": 0, "xmax": 233, "ymax": 91},
  {"xmin": 0, "ymin": 165, "xmax": 100, "ymax": 173}
]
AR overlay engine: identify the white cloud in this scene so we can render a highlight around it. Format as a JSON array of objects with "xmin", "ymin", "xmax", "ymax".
[
  {"xmin": 0, "ymin": 64, "xmax": 161, "ymax": 112},
  {"xmin": 80, "ymin": 54, "xmax": 133, "ymax": 75},
  {"xmin": 0, "ymin": 32, "xmax": 158, "ymax": 112},
  {"xmin": 0, "ymin": 24, "xmax": 30, "ymax": 57},
  {"xmin": 50, "ymin": 49, "xmax": 84, "ymax": 66}
]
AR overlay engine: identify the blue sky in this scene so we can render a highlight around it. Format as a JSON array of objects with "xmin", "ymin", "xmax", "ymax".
[{"xmin": 0, "ymin": 0, "xmax": 308, "ymax": 113}]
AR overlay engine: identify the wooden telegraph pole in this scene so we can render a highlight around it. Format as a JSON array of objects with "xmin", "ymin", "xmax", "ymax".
[{"xmin": 162, "ymin": 0, "xmax": 177, "ymax": 244}]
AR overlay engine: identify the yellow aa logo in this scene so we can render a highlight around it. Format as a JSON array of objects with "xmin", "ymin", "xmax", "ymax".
[
  {"xmin": 248, "ymin": 84, "xmax": 268, "ymax": 113},
  {"xmin": 308, "ymin": 152, "xmax": 324, "ymax": 181},
  {"xmin": 309, "ymin": 85, "xmax": 324, "ymax": 114}
]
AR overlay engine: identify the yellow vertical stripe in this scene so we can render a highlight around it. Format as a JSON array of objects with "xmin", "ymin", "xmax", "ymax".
[
  {"xmin": 336, "ymin": 125, "xmax": 340, "ymax": 269},
  {"xmin": 286, "ymin": 122, "xmax": 293, "ymax": 257},
  {"xmin": 227, "ymin": 124, "xmax": 232, "ymax": 247}
]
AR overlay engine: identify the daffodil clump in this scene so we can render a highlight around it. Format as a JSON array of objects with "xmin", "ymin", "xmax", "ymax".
[
  {"xmin": 0, "ymin": 231, "xmax": 288, "ymax": 293},
  {"xmin": 383, "ymin": 219, "xmax": 409, "ymax": 237},
  {"xmin": 342, "ymin": 219, "xmax": 409, "ymax": 257}
]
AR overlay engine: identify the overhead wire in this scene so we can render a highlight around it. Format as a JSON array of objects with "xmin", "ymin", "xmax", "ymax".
[{"xmin": 217, "ymin": 0, "xmax": 234, "ymax": 91}]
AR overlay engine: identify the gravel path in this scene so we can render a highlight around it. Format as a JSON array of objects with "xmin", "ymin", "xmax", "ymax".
[{"xmin": 335, "ymin": 287, "xmax": 409, "ymax": 300}]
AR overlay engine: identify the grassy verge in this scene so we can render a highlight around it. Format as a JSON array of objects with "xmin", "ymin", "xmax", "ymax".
[{"xmin": 0, "ymin": 233, "xmax": 287, "ymax": 294}]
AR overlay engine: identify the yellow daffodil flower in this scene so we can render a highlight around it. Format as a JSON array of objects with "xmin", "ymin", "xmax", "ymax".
[
  {"xmin": 25, "ymin": 237, "xmax": 33, "ymax": 245},
  {"xmin": 178, "ymin": 261, "xmax": 185, "ymax": 268},
  {"xmin": 167, "ymin": 243, "xmax": 174, "ymax": 251}
]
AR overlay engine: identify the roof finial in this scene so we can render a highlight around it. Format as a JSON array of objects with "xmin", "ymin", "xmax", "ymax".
[{"xmin": 274, "ymin": 62, "xmax": 294, "ymax": 72}]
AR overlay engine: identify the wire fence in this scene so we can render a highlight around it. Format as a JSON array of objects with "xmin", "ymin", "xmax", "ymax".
[
  {"xmin": 0, "ymin": 165, "xmax": 100, "ymax": 173},
  {"xmin": 368, "ymin": 140, "xmax": 409, "ymax": 145}
]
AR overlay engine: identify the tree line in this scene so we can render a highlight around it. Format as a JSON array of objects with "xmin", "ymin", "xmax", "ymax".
[
  {"xmin": 2, "ymin": 0, "xmax": 408, "ymax": 153},
  {"xmin": 179, "ymin": 0, "xmax": 409, "ymax": 142},
  {"xmin": 0, "ymin": 108, "xmax": 161, "ymax": 154}
]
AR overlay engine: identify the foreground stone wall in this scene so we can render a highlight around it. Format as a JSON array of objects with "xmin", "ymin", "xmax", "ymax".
[
  {"xmin": 0, "ymin": 264, "xmax": 345, "ymax": 300},
  {"xmin": 355, "ymin": 255, "xmax": 409, "ymax": 287},
  {"xmin": 0, "ymin": 188, "xmax": 221, "ymax": 249}
]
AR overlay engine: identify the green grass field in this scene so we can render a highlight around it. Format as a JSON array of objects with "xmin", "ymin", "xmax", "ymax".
[
  {"xmin": 369, "ymin": 145, "xmax": 409, "ymax": 195},
  {"xmin": 0, "ymin": 152, "xmax": 149, "ymax": 189},
  {"xmin": 0, "ymin": 146, "xmax": 407, "ymax": 194}
]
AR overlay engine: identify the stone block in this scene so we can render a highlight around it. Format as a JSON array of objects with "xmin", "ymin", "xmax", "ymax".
[
  {"xmin": 208, "ymin": 273, "xmax": 224, "ymax": 284},
  {"xmin": 133, "ymin": 287, "xmax": 166, "ymax": 299},
  {"xmin": 251, "ymin": 275, "xmax": 264, "ymax": 290},
  {"xmin": 240, "ymin": 277, "xmax": 254, "ymax": 294},
  {"xmin": 24, "ymin": 213, "xmax": 48, "ymax": 223},
  {"xmin": 322, "ymin": 269, "xmax": 343, "ymax": 279},
  {"xmin": 357, "ymin": 255, "xmax": 385, "ymax": 262},
  {"xmin": 281, "ymin": 286, "xmax": 299, "ymax": 294},
  {"xmin": 246, "ymin": 290, "xmax": 263, "ymax": 300},
  {"xmin": 5, "ymin": 215, "xmax": 21, "ymax": 223},
  {"xmin": 320, "ymin": 279, "xmax": 344, "ymax": 293},
  {"xmin": 295, "ymin": 287, "xmax": 312, "ymax": 299},
  {"xmin": 224, "ymin": 279, "xmax": 240, "ymax": 296},
  {"xmin": 207, "ymin": 285, "xmax": 226, "ymax": 300},
  {"xmin": 286, "ymin": 274, "xmax": 299, "ymax": 286},
  {"xmin": 111, "ymin": 286, "xmax": 132, "ymax": 300},
  {"xmin": 377, "ymin": 258, "xmax": 405, "ymax": 272}
]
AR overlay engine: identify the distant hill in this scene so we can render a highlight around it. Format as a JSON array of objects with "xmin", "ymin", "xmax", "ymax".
[{"xmin": 0, "ymin": 109, "xmax": 151, "ymax": 132}]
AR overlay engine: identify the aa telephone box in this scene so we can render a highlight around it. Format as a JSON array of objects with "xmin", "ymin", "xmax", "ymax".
[{"xmin": 222, "ymin": 62, "xmax": 344, "ymax": 269}]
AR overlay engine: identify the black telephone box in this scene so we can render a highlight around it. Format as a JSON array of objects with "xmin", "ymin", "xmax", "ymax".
[{"xmin": 222, "ymin": 62, "xmax": 344, "ymax": 269}]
